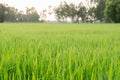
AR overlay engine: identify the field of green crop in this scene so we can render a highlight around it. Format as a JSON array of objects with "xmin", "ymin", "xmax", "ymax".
[{"xmin": 0, "ymin": 23, "xmax": 120, "ymax": 80}]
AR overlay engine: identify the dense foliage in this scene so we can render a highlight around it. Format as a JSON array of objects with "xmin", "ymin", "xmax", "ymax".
[
  {"xmin": 105, "ymin": 0, "xmax": 120, "ymax": 23},
  {"xmin": 54, "ymin": 2, "xmax": 87, "ymax": 23},
  {"xmin": 0, "ymin": 0, "xmax": 120, "ymax": 23},
  {"xmin": 0, "ymin": 4, "xmax": 39, "ymax": 23},
  {"xmin": 89, "ymin": 0, "xmax": 106, "ymax": 22},
  {"xmin": 54, "ymin": 1, "xmax": 107, "ymax": 23},
  {"xmin": 54, "ymin": 0, "xmax": 120, "ymax": 23},
  {"xmin": 0, "ymin": 4, "xmax": 5, "ymax": 22}
]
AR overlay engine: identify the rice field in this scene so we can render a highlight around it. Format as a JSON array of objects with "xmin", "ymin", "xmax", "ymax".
[{"xmin": 0, "ymin": 23, "xmax": 120, "ymax": 80}]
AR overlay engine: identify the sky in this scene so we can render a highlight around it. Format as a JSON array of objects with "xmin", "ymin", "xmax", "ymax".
[{"xmin": 0, "ymin": 0, "xmax": 86, "ymax": 20}]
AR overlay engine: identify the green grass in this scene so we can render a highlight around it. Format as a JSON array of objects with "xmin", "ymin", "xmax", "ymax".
[{"xmin": 0, "ymin": 23, "xmax": 120, "ymax": 80}]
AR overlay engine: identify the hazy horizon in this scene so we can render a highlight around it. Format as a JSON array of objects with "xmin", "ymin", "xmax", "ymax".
[{"xmin": 0, "ymin": 0, "xmax": 87, "ymax": 21}]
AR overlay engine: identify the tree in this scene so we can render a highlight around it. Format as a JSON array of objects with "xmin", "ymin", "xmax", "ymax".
[
  {"xmin": 88, "ymin": 7, "xmax": 96, "ymax": 22},
  {"xmin": 95, "ymin": 0, "xmax": 106, "ymax": 21},
  {"xmin": 17, "ymin": 11, "xmax": 27, "ymax": 22},
  {"xmin": 54, "ymin": 2, "xmax": 69, "ymax": 22},
  {"xmin": 26, "ymin": 7, "xmax": 39, "ymax": 22},
  {"xmin": 54, "ymin": 2, "xmax": 87, "ymax": 23},
  {"xmin": 39, "ymin": 10, "xmax": 47, "ymax": 22},
  {"xmin": 0, "ymin": 4, "xmax": 5, "ymax": 22},
  {"xmin": 4, "ymin": 5, "xmax": 18, "ymax": 22},
  {"xmin": 77, "ymin": 3, "xmax": 87, "ymax": 22},
  {"xmin": 16, "ymin": 7, "xmax": 39, "ymax": 22},
  {"xmin": 87, "ymin": 0, "xmax": 106, "ymax": 22},
  {"xmin": 105, "ymin": 0, "xmax": 120, "ymax": 23},
  {"xmin": 0, "ymin": 4, "xmax": 20, "ymax": 22},
  {"xmin": 66, "ymin": 3, "xmax": 76, "ymax": 22}
]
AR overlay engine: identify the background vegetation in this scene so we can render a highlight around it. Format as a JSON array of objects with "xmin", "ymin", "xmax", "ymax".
[{"xmin": 0, "ymin": 0, "xmax": 120, "ymax": 23}]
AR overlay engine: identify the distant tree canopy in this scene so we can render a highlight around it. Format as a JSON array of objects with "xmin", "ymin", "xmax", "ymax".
[
  {"xmin": 88, "ymin": 0, "xmax": 106, "ymax": 22},
  {"xmin": 54, "ymin": 0, "xmax": 120, "ymax": 23},
  {"xmin": 0, "ymin": 4, "xmax": 5, "ymax": 22},
  {"xmin": 54, "ymin": 1, "xmax": 107, "ymax": 23},
  {"xmin": 105, "ymin": 0, "xmax": 120, "ymax": 23},
  {"xmin": 4, "ymin": 4, "xmax": 18, "ymax": 22},
  {"xmin": 39, "ymin": 10, "xmax": 47, "ymax": 22},
  {"xmin": 0, "ymin": 0, "xmax": 120, "ymax": 23},
  {"xmin": 0, "ymin": 4, "xmax": 39, "ymax": 23},
  {"xmin": 54, "ymin": 2, "xmax": 87, "ymax": 23},
  {"xmin": 17, "ymin": 7, "xmax": 39, "ymax": 22}
]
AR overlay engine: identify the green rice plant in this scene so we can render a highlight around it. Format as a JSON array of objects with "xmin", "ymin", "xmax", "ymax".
[{"xmin": 0, "ymin": 23, "xmax": 120, "ymax": 80}]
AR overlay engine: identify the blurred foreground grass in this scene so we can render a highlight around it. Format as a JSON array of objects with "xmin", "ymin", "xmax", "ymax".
[{"xmin": 0, "ymin": 23, "xmax": 120, "ymax": 80}]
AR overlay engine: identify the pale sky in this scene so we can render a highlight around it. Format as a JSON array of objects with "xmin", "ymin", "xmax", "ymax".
[{"xmin": 0, "ymin": 0, "xmax": 87, "ymax": 20}]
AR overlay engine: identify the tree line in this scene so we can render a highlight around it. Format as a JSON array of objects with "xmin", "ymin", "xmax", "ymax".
[
  {"xmin": 0, "ymin": 0, "xmax": 120, "ymax": 23},
  {"xmin": 0, "ymin": 4, "xmax": 39, "ymax": 22},
  {"xmin": 54, "ymin": 0, "xmax": 120, "ymax": 23}
]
